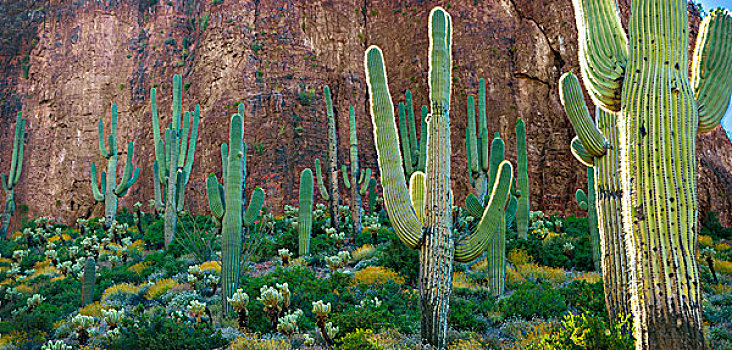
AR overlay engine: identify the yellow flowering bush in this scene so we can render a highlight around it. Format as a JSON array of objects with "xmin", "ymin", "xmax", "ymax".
[
  {"xmin": 145, "ymin": 279, "xmax": 179, "ymax": 300},
  {"xmin": 353, "ymin": 266, "xmax": 405, "ymax": 286},
  {"xmin": 101, "ymin": 283, "xmax": 141, "ymax": 302},
  {"xmin": 227, "ymin": 336, "xmax": 292, "ymax": 350}
]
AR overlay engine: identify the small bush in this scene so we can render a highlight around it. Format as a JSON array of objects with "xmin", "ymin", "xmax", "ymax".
[
  {"xmin": 533, "ymin": 312, "xmax": 633, "ymax": 350},
  {"xmin": 377, "ymin": 235, "xmax": 419, "ymax": 285},
  {"xmin": 499, "ymin": 281, "xmax": 567, "ymax": 319},
  {"xmin": 104, "ymin": 311, "xmax": 226, "ymax": 350},
  {"xmin": 340, "ymin": 328, "xmax": 384, "ymax": 350}
]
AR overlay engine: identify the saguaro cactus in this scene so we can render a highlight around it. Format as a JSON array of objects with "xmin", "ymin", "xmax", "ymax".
[
  {"xmin": 152, "ymin": 75, "xmax": 200, "ymax": 249},
  {"xmin": 365, "ymin": 7, "xmax": 513, "ymax": 347},
  {"xmin": 314, "ymin": 86, "xmax": 340, "ymax": 230},
  {"xmin": 340, "ymin": 106, "xmax": 372, "ymax": 236},
  {"xmin": 0, "ymin": 112, "xmax": 25, "ymax": 238},
  {"xmin": 206, "ymin": 113, "xmax": 265, "ymax": 315},
  {"xmin": 560, "ymin": 74, "xmax": 630, "ymax": 322},
  {"xmin": 567, "ymin": 2, "xmax": 732, "ymax": 348},
  {"xmin": 81, "ymin": 257, "xmax": 96, "ymax": 306},
  {"xmin": 515, "ymin": 118, "xmax": 530, "ymax": 239},
  {"xmin": 298, "ymin": 168, "xmax": 313, "ymax": 257},
  {"xmin": 575, "ymin": 170, "xmax": 601, "ymax": 272},
  {"xmin": 397, "ymin": 90, "xmax": 428, "ymax": 177},
  {"xmin": 90, "ymin": 103, "xmax": 140, "ymax": 227}
]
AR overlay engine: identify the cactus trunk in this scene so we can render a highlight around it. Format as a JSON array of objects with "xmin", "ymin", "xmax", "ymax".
[
  {"xmin": 221, "ymin": 115, "xmax": 244, "ymax": 315},
  {"xmin": 0, "ymin": 112, "xmax": 24, "ymax": 238},
  {"xmin": 324, "ymin": 87, "xmax": 340, "ymax": 230},
  {"xmin": 81, "ymin": 257, "xmax": 96, "ymax": 306},
  {"xmin": 515, "ymin": 119, "xmax": 529, "ymax": 238},
  {"xmin": 299, "ymin": 169, "xmax": 313, "ymax": 257},
  {"xmin": 584, "ymin": 169, "xmax": 601, "ymax": 272},
  {"xmin": 164, "ymin": 131, "xmax": 179, "ymax": 248},
  {"xmin": 348, "ymin": 107, "xmax": 362, "ymax": 236}
]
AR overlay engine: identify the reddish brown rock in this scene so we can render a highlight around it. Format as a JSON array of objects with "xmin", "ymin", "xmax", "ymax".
[{"xmin": 0, "ymin": 0, "xmax": 730, "ymax": 229}]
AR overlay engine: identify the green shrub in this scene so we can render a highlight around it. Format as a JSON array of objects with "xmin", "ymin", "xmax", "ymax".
[
  {"xmin": 560, "ymin": 280, "xmax": 606, "ymax": 316},
  {"xmin": 340, "ymin": 328, "xmax": 384, "ymax": 350},
  {"xmin": 333, "ymin": 280, "xmax": 419, "ymax": 335},
  {"xmin": 499, "ymin": 281, "xmax": 567, "ymax": 319},
  {"xmin": 533, "ymin": 312, "xmax": 633, "ymax": 350},
  {"xmin": 449, "ymin": 289, "xmax": 499, "ymax": 331},
  {"xmin": 104, "ymin": 311, "xmax": 226, "ymax": 350},
  {"xmin": 376, "ymin": 235, "xmax": 419, "ymax": 285}
]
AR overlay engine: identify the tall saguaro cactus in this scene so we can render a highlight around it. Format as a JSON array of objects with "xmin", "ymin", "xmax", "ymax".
[
  {"xmin": 90, "ymin": 103, "xmax": 140, "ymax": 227},
  {"xmin": 397, "ymin": 90, "xmax": 428, "ymax": 177},
  {"xmin": 316, "ymin": 86, "xmax": 340, "ymax": 230},
  {"xmin": 567, "ymin": 2, "xmax": 732, "ymax": 348},
  {"xmin": 298, "ymin": 168, "xmax": 313, "ymax": 257},
  {"xmin": 0, "ymin": 112, "xmax": 25, "ymax": 238},
  {"xmin": 152, "ymin": 75, "xmax": 200, "ymax": 249},
  {"xmin": 365, "ymin": 7, "xmax": 513, "ymax": 347},
  {"xmin": 560, "ymin": 74, "xmax": 630, "ymax": 322},
  {"xmin": 206, "ymin": 113, "xmax": 265, "ymax": 315},
  {"xmin": 340, "ymin": 106, "xmax": 372, "ymax": 236},
  {"xmin": 515, "ymin": 118, "xmax": 529, "ymax": 238}
]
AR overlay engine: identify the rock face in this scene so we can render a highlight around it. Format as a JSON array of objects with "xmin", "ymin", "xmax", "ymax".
[{"xmin": 0, "ymin": 0, "xmax": 730, "ymax": 228}]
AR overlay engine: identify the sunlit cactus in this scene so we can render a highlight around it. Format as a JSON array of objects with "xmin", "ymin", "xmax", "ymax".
[
  {"xmin": 71, "ymin": 314, "xmax": 94, "ymax": 345},
  {"xmin": 312, "ymin": 300, "xmax": 334, "ymax": 346},
  {"xmin": 227, "ymin": 288, "xmax": 250, "ymax": 330},
  {"xmin": 101, "ymin": 308, "xmax": 124, "ymax": 329},
  {"xmin": 41, "ymin": 340, "xmax": 72, "ymax": 350},
  {"xmin": 364, "ymin": 7, "xmax": 513, "ymax": 347},
  {"xmin": 298, "ymin": 168, "xmax": 314, "ymax": 257},
  {"xmin": 0, "ymin": 112, "xmax": 25, "ymax": 238},
  {"xmin": 90, "ymin": 103, "xmax": 140, "ymax": 228},
  {"xmin": 258, "ymin": 285, "xmax": 284, "ymax": 329},
  {"xmin": 151, "ymin": 75, "xmax": 200, "ymax": 248},
  {"xmin": 515, "ymin": 118, "xmax": 529, "ymax": 239},
  {"xmin": 277, "ymin": 309, "xmax": 302, "ymax": 337},
  {"xmin": 567, "ymin": 1, "xmax": 732, "ymax": 347}
]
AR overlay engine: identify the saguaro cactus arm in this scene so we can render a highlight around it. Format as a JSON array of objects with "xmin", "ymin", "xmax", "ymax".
[
  {"xmin": 571, "ymin": 0, "xmax": 628, "ymax": 112},
  {"xmin": 206, "ymin": 174, "xmax": 225, "ymax": 221},
  {"xmin": 559, "ymin": 72, "xmax": 610, "ymax": 157},
  {"xmin": 570, "ymin": 137, "xmax": 594, "ymax": 167},
  {"xmin": 90, "ymin": 163, "xmax": 105, "ymax": 202},
  {"xmin": 243, "ymin": 187, "xmax": 265, "ymax": 227},
  {"xmin": 4, "ymin": 112, "xmax": 25, "ymax": 189},
  {"xmin": 455, "ymin": 161, "xmax": 513, "ymax": 262},
  {"xmin": 409, "ymin": 171, "xmax": 426, "ymax": 224},
  {"xmin": 114, "ymin": 141, "xmax": 139, "ymax": 195},
  {"xmin": 365, "ymin": 45, "xmax": 423, "ymax": 249},
  {"xmin": 691, "ymin": 9, "xmax": 732, "ymax": 133},
  {"xmin": 314, "ymin": 158, "xmax": 330, "ymax": 201}
]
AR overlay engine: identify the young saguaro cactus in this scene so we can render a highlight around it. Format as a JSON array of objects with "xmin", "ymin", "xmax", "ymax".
[
  {"xmin": 514, "ymin": 118, "xmax": 529, "ymax": 239},
  {"xmin": 365, "ymin": 7, "xmax": 513, "ymax": 347},
  {"xmin": 567, "ymin": 2, "xmax": 732, "ymax": 348},
  {"xmin": 151, "ymin": 75, "xmax": 200, "ymax": 249},
  {"xmin": 0, "ymin": 112, "xmax": 25, "ymax": 238},
  {"xmin": 397, "ymin": 90, "xmax": 428, "ymax": 177},
  {"xmin": 81, "ymin": 257, "xmax": 96, "ymax": 306},
  {"xmin": 575, "ymin": 169, "xmax": 601, "ymax": 272},
  {"xmin": 206, "ymin": 112, "xmax": 265, "ymax": 315},
  {"xmin": 90, "ymin": 103, "xmax": 140, "ymax": 227},
  {"xmin": 340, "ymin": 105, "xmax": 373, "ymax": 236},
  {"xmin": 298, "ymin": 168, "xmax": 313, "ymax": 257}
]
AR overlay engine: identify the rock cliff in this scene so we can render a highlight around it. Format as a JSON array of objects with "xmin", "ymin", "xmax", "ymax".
[{"xmin": 0, "ymin": 0, "xmax": 730, "ymax": 228}]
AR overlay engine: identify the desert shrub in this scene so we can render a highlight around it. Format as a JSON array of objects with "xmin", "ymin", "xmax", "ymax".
[
  {"xmin": 533, "ymin": 312, "xmax": 633, "ymax": 350},
  {"xmin": 262, "ymin": 228, "xmax": 334, "ymax": 259},
  {"xmin": 104, "ymin": 311, "xmax": 226, "ymax": 350},
  {"xmin": 143, "ymin": 251, "xmax": 186, "ymax": 275},
  {"xmin": 559, "ymin": 280, "xmax": 606, "ymax": 316},
  {"xmin": 377, "ymin": 235, "xmax": 419, "ymax": 285},
  {"xmin": 228, "ymin": 336, "xmax": 291, "ymax": 350},
  {"xmin": 333, "ymin": 280, "xmax": 419, "ymax": 335},
  {"xmin": 341, "ymin": 328, "xmax": 384, "ymax": 350},
  {"xmin": 353, "ymin": 266, "xmax": 404, "ymax": 286},
  {"xmin": 701, "ymin": 211, "xmax": 732, "ymax": 240},
  {"xmin": 449, "ymin": 289, "xmax": 499, "ymax": 331},
  {"xmin": 500, "ymin": 281, "xmax": 567, "ymax": 319}
]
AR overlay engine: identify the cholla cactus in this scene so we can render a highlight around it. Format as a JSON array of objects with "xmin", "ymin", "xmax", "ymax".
[
  {"xmin": 325, "ymin": 255, "xmax": 344, "ymax": 271},
  {"xmin": 26, "ymin": 294, "xmax": 45, "ymax": 310},
  {"xmin": 325, "ymin": 322, "xmax": 338, "ymax": 341},
  {"xmin": 71, "ymin": 314, "xmax": 94, "ymax": 345},
  {"xmin": 312, "ymin": 300, "xmax": 334, "ymax": 346},
  {"xmin": 278, "ymin": 248, "xmax": 291, "ymax": 266},
  {"xmin": 42, "ymin": 340, "xmax": 72, "ymax": 350},
  {"xmin": 258, "ymin": 285, "xmax": 284, "ymax": 329},
  {"xmin": 303, "ymin": 334, "xmax": 315, "ymax": 346},
  {"xmin": 337, "ymin": 250, "xmax": 350, "ymax": 264},
  {"xmin": 187, "ymin": 300, "xmax": 206, "ymax": 323},
  {"xmin": 276, "ymin": 283, "xmax": 291, "ymax": 311},
  {"xmin": 227, "ymin": 289, "xmax": 249, "ymax": 330},
  {"xmin": 101, "ymin": 309, "xmax": 124, "ymax": 329},
  {"xmin": 358, "ymin": 297, "xmax": 382, "ymax": 309},
  {"xmin": 276, "ymin": 309, "xmax": 302, "ymax": 337}
]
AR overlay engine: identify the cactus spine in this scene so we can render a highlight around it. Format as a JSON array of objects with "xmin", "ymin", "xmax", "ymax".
[
  {"xmin": 81, "ymin": 257, "xmax": 96, "ymax": 306},
  {"xmin": 298, "ymin": 168, "xmax": 313, "ymax": 256},
  {"xmin": 152, "ymin": 75, "xmax": 200, "ymax": 249},
  {"xmin": 515, "ymin": 118, "xmax": 529, "ymax": 239},
  {"xmin": 365, "ymin": 7, "xmax": 513, "ymax": 347},
  {"xmin": 575, "ymin": 169, "xmax": 600, "ymax": 272},
  {"xmin": 0, "ymin": 112, "xmax": 25, "ymax": 238},
  {"xmin": 90, "ymin": 103, "xmax": 140, "ymax": 228},
  {"xmin": 568, "ymin": 2, "xmax": 732, "ymax": 347},
  {"xmin": 206, "ymin": 112, "xmax": 265, "ymax": 315}
]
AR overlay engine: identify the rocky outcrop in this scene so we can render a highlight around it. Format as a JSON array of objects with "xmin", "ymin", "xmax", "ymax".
[{"xmin": 0, "ymin": 0, "xmax": 730, "ymax": 228}]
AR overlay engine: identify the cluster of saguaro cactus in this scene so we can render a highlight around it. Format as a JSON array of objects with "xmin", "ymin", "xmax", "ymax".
[
  {"xmin": 81, "ymin": 257, "xmax": 95, "ymax": 306},
  {"xmin": 313, "ymin": 86, "xmax": 340, "ymax": 230},
  {"xmin": 365, "ymin": 7, "xmax": 513, "ymax": 347},
  {"xmin": 151, "ymin": 75, "xmax": 200, "ymax": 249},
  {"xmin": 575, "ymin": 170, "xmax": 600, "ymax": 272},
  {"xmin": 397, "ymin": 90, "xmax": 428, "ymax": 177},
  {"xmin": 206, "ymin": 112, "xmax": 265, "ymax": 315},
  {"xmin": 565, "ymin": 1, "xmax": 732, "ymax": 348},
  {"xmin": 298, "ymin": 168, "xmax": 313, "ymax": 257},
  {"xmin": 515, "ymin": 118, "xmax": 529, "ymax": 239},
  {"xmin": 1, "ymin": 112, "xmax": 25, "ymax": 238},
  {"xmin": 465, "ymin": 130, "xmax": 517, "ymax": 296},
  {"xmin": 90, "ymin": 103, "xmax": 140, "ymax": 227},
  {"xmin": 341, "ymin": 105, "xmax": 374, "ymax": 236}
]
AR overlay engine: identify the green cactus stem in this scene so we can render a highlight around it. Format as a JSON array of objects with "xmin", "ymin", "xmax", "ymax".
[
  {"xmin": 324, "ymin": 86, "xmax": 340, "ymax": 230},
  {"xmin": 575, "ymin": 169, "xmax": 600, "ymax": 272},
  {"xmin": 151, "ymin": 75, "xmax": 200, "ymax": 249},
  {"xmin": 515, "ymin": 118, "xmax": 529, "ymax": 239},
  {"xmin": 298, "ymin": 168, "xmax": 313, "ymax": 257},
  {"xmin": 1, "ymin": 112, "xmax": 25, "ymax": 238},
  {"xmin": 90, "ymin": 103, "xmax": 140, "ymax": 228},
  {"xmin": 567, "ymin": 3, "xmax": 732, "ymax": 347},
  {"xmin": 206, "ymin": 112, "xmax": 265, "ymax": 315},
  {"xmin": 81, "ymin": 257, "xmax": 95, "ymax": 306},
  {"xmin": 364, "ymin": 7, "xmax": 514, "ymax": 347}
]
